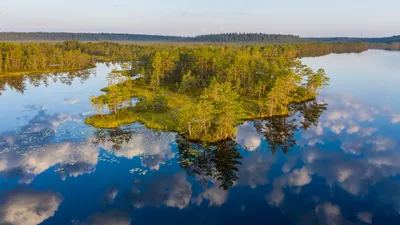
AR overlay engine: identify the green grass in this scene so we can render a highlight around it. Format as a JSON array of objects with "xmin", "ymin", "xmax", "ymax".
[
  {"xmin": 85, "ymin": 81, "xmax": 193, "ymax": 131},
  {"xmin": 84, "ymin": 82, "xmax": 291, "ymax": 131},
  {"xmin": 85, "ymin": 107, "xmax": 178, "ymax": 131}
]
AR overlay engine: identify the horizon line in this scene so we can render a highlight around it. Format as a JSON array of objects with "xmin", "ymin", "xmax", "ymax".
[{"xmin": 0, "ymin": 31, "xmax": 398, "ymax": 39}]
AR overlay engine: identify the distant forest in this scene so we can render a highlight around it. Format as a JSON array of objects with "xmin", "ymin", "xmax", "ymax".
[
  {"xmin": 1, "ymin": 32, "xmax": 399, "ymax": 44},
  {"xmin": 0, "ymin": 32, "xmax": 302, "ymax": 43},
  {"xmin": 308, "ymin": 36, "xmax": 400, "ymax": 44}
]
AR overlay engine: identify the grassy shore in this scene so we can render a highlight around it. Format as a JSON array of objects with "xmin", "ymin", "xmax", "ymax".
[
  {"xmin": 85, "ymin": 82, "xmax": 193, "ymax": 131},
  {"xmin": 84, "ymin": 81, "xmax": 291, "ymax": 132}
]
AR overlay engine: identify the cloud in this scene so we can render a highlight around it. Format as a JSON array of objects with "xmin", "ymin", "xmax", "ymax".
[
  {"xmin": 367, "ymin": 136, "xmax": 396, "ymax": 152},
  {"xmin": 235, "ymin": 122, "xmax": 262, "ymax": 151},
  {"xmin": 63, "ymin": 98, "xmax": 79, "ymax": 105},
  {"xmin": 0, "ymin": 141, "xmax": 98, "ymax": 184},
  {"xmin": 340, "ymin": 140, "xmax": 364, "ymax": 155},
  {"xmin": 194, "ymin": 182, "xmax": 228, "ymax": 207},
  {"xmin": 103, "ymin": 186, "xmax": 119, "ymax": 205},
  {"xmin": 129, "ymin": 173, "xmax": 192, "ymax": 210},
  {"xmin": 267, "ymin": 168, "xmax": 312, "ymax": 206},
  {"xmin": 357, "ymin": 211, "xmax": 373, "ymax": 224},
  {"xmin": 238, "ymin": 152, "xmax": 276, "ymax": 188},
  {"xmin": 0, "ymin": 109, "xmax": 97, "ymax": 183},
  {"xmin": 346, "ymin": 125, "xmax": 360, "ymax": 134},
  {"xmin": 315, "ymin": 202, "xmax": 341, "ymax": 225},
  {"xmin": 0, "ymin": 189, "xmax": 63, "ymax": 225},
  {"xmin": 100, "ymin": 127, "xmax": 175, "ymax": 171},
  {"xmin": 391, "ymin": 114, "xmax": 400, "ymax": 123},
  {"xmin": 74, "ymin": 210, "xmax": 131, "ymax": 225}
]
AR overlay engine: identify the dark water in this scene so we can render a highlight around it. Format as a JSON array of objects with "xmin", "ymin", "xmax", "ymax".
[{"xmin": 0, "ymin": 50, "xmax": 400, "ymax": 225}]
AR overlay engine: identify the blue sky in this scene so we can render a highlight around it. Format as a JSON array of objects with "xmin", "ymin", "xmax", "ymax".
[{"xmin": 0, "ymin": 0, "xmax": 398, "ymax": 37}]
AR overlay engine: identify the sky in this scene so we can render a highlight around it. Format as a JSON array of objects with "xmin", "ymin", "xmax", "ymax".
[{"xmin": 0, "ymin": 0, "xmax": 399, "ymax": 37}]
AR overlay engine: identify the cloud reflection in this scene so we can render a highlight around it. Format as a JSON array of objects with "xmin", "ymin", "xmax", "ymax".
[{"xmin": 0, "ymin": 189, "xmax": 63, "ymax": 225}]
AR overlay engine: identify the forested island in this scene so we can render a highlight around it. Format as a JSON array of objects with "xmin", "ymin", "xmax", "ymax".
[{"xmin": 85, "ymin": 43, "xmax": 334, "ymax": 143}]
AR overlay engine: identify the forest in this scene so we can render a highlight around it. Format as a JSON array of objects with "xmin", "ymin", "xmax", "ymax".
[
  {"xmin": 0, "ymin": 32, "xmax": 302, "ymax": 43},
  {"xmin": 309, "ymin": 35, "xmax": 400, "ymax": 44},
  {"xmin": 0, "ymin": 41, "xmax": 376, "ymax": 76}
]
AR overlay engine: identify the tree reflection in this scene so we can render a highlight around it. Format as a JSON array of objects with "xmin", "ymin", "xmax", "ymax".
[
  {"xmin": 176, "ymin": 136, "xmax": 243, "ymax": 190},
  {"xmin": 92, "ymin": 127, "xmax": 133, "ymax": 151},
  {"xmin": 255, "ymin": 116, "xmax": 298, "ymax": 154},
  {"xmin": 0, "ymin": 69, "xmax": 94, "ymax": 96},
  {"xmin": 294, "ymin": 99, "xmax": 328, "ymax": 130},
  {"xmin": 255, "ymin": 100, "xmax": 327, "ymax": 154}
]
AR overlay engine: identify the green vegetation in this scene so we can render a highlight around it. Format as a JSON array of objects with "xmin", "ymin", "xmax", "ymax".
[
  {"xmin": 0, "ymin": 42, "xmax": 94, "ymax": 77},
  {"xmin": 1, "ymin": 40, "xmax": 395, "ymax": 76},
  {"xmin": 85, "ymin": 44, "xmax": 331, "ymax": 142},
  {"xmin": 1, "ymin": 40, "xmax": 394, "ymax": 142}
]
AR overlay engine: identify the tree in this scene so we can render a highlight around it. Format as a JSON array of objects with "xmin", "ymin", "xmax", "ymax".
[
  {"xmin": 306, "ymin": 68, "xmax": 330, "ymax": 98},
  {"xmin": 90, "ymin": 95, "xmax": 106, "ymax": 117},
  {"xmin": 149, "ymin": 52, "xmax": 163, "ymax": 91},
  {"xmin": 200, "ymin": 81, "xmax": 243, "ymax": 141}
]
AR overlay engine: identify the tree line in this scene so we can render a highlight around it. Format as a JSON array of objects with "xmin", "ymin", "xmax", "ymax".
[
  {"xmin": 2, "ymin": 32, "xmax": 399, "ymax": 44},
  {"xmin": 0, "ymin": 32, "xmax": 303, "ymax": 43},
  {"xmin": 308, "ymin": 35, "xmax": 400, "ymax": 44},
  {"xmin": 0, "ymin": 42, "xmax": 93, "ymax": 74},
  {"xmin": 0, "ymin": 41, "xmax": 373, "ymax": 75}
]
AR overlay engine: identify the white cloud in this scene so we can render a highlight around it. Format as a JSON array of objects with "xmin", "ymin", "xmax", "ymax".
[
  {"xmin": 0, "ymin": 141, "xmax": 98, "ymax": 184},
  {"xmin": 63, "ymin": 98, "xmax": 79, "ymax": 105},
  {"xmin": 235, "ymin": 122, "xmax": 262, "ymax": 151},
  {"xmin": 198, "ymin": 183, "xmax": 229, "ymax": 207},
  {"xmin": 101, "ymin": 128, "xmax": 175, "ymax": 171},
  {"xmin": 238, "ymin": 152, "xmax": 276, "ymax": 188},
  {"xmin": 367, "ymin": 136, "xmax": 396, "ymax": 152},
  {"xmin": 0, "ymin": 190, "xmax": 63, "ymax": 225},
  {"xmin": 346, "ymin": 125, "xmax": 360, "ymax": 134}
]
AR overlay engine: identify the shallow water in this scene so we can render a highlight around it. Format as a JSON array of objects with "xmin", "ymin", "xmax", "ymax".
[{"xmin": 0, "ymin": 50, "xmax": 399, "ymax": 225}]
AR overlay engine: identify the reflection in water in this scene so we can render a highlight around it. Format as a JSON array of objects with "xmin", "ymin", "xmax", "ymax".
[
  {"xmin": 91, "ymin": 125, "xmax": 175, "ymax": 171},
  {"xmin": 1, "ymin": 53, "xmax": 400, "ymax": 224},
  {"xmin": 0, "ymin": 108, "xmax": 97, "ymax": 183},
  {"xmin": 0, "ymin": 189, "xmax": 63, "ymax": 225},
  {"xmin": 177, "ymin": 136, "xmax": 243, "ymax": 190},
  {"xmin": 73, "ymin": 210, "xmax": 131, "ymax": 225},
  {"xmin": 0, "ymin": 69, "xmax": 95, "ymax": 96},
  {"xmin": 255, "ymin": 100, "xmax": 328, "ymax": 154},
  {"xmin": 128, "ymin": 173, "xmax": 192, "ymax": 210},
  {"xmin": 92, "ymin": 127, "xmax": 134, "ymax": 151}
]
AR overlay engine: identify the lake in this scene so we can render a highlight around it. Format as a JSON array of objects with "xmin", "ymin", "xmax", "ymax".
[{"xmin": 0, "ymin": 50, "xmax": 400, "ymax": 225}]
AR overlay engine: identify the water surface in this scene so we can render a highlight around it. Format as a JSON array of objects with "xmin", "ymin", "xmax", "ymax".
[{"xmin": 0, "ymin": 50, "xmax": 399, "ymax": 225}]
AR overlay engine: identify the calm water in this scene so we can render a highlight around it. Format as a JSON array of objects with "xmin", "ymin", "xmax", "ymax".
[{"xmin": 0, "ymin": 50, "xmax": 400, "ymax": 225}]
